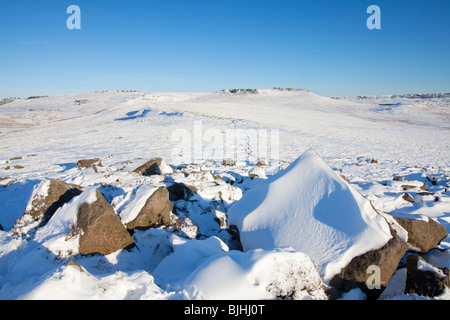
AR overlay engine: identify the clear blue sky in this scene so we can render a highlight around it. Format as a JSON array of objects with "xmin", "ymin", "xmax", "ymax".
[{"xmin": 1, "ymin": 0, "xmax": 449, "ymax": 97}]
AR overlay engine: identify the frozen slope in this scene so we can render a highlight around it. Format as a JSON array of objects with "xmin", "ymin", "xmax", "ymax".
[{"xmin": 228, "ymin": 149, "xmax": 393, "ymax": 282}]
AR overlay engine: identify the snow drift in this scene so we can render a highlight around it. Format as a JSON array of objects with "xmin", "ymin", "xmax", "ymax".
[{"xmin": 228, "ymin": 149, "xmax": 393, "ymax": 282}]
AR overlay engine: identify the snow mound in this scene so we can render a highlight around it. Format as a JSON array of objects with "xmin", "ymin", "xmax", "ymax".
[
  {"xmin": 184, "ymin": 248, "xmax": 327, "ymax": 300},
  {"xmin": 228, "ymin": 149, "xmax": 393, "ymax": 282}
]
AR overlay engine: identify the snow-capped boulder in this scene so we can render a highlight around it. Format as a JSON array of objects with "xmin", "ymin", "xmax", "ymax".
[
  {"xmin": 392, "ymin": 215, "xmax": 448, "ymax": 253},
  {"xmin": 77, "ymin": 158, "xmax": 102, "ymax": 169},
  {"xmin": 249, "ymin": 166, "xmax": 266, "ymax": 179},
  {"xmin": 13, "ymin": 179, "xmax": 83, "ymax": 238},
  {"xmin": 77, "ymin": 189, "xmax": 135, "ymax": 255},
  {"xmin": 119, "ymin": 186, "xmax": 173, "ymax": 230},
  {"xmin": 31, "ymin": 187, "xmax": 133, "ymax": 257},
  {"xmin": 228, "ymin": 149, "xmax": 406, "ymax": 293},
  {"xmin": 329, "ymin": 228, "xmax": 408, "ymax": 300},
  {"xmin": 132, "ymin": 158, "xmax": 174, "ymax": 176}
]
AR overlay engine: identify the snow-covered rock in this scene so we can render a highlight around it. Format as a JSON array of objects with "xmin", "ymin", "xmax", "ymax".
[{"xmin": 228, "ymin": 149, "xmax": 395, "ymax": 284}]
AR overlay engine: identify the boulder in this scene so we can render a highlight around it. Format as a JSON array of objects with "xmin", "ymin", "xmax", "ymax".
[
  {"xmin": 167, "ymin": 182, "xmax": 196, "ymax": 201},
  {"xmin": 77, "ymin": 158, "xmax": 102, "ymax": 169},
  {"xmin": 392, "ymin": 215, "xmax": 448, "ymax": 253},
  {"xmin": 24, "ymin": 179, "xmax": 82, "ymax": 224},
  {"xmin": 222, "ymin": 158, "xmax": 236, "ymax": 166},
  {"xmin": 122, "ymin": 186, "xmax": 173, "ymax": 230},
  {"xmin": 249, "ymin": 166, "xmax": 267, "ymax": 179},
  {"xmin": 228, "ymin": 150, "xmax": 395, "ymax": 287},
  {"xmin": 405, "ymin": 255, "xmax": 450, "ymax": 297},
  {"xmin": 402, "ymin": 193, "xmax": 415, "ymax": 203},
  {"xmin": 0, "ymin": 224, "xmax": 4, "ymax": 231},
  {"xmin": 255, "ymin": 159, "xmax": 268, "ymax": 167},
  {"xmin": 77, "ymin": 189, "xmax": 134, "ymax": 255},
  {"xmin": 329, "ymin": 227, "xmax": 408, "ymax": 300},
  {"xmin": 132, "ymin": 158, "xmax": 174, "ymax": 176}
]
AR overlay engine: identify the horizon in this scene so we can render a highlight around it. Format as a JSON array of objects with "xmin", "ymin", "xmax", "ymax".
[
  {"xmin": 1, "ymin": 0, "xmax": 449, "ymax": 98},
  {"xmin": 3, "ymin": 87, "xmax": 450, "ymax": 100}
]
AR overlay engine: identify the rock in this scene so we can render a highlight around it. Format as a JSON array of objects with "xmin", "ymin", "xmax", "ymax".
[
  {"xmin": 420, "ymin": 182, "xmax": 428, "ymax": 191},
  {"xmin": 222, "ymin": 158, "xmax": 236, "ymax": 166},
  {"xmin": 66, "ymin": 260, "xmax": 85, "ymax": 272},
  {"xmin": 77, "ymin": 189, "xmax": 134, "ymax": 255},
  {"xmin": 370, "ymin": 159, "xmax": 378, "ymax": 164},
  {"xmin": 0, "ymin": 224, "xmax": 4, "ymax": 231},
  {"xmin": 77, "ymin": 158, "xmax": 102, "ymax": 169},
  {"xmin": 132, "ymin": 158, "xmax": 174, "ymax": 176},
  {"xmin": 329, "ymin": 227, "xmax": 408, "ymax": 300},
  {"xmin": 392, "ymin": 215, "xmax": 448, "ymax": 252},
  {"xmin": 402, "ymin": 193, "xmax": 415, "ymax": 203},
  {"xmin": 400, "ymin": 182, "xmax": 428, "ymax": 191},
  {"xmin": 167, "ymin": 182, "xmax": 196, "ymax": 201},
  {"xmin": 124, "ymin": 187, "xmax": 173, "ymax": 230},
  {"xmin": 255, "ymin": 160, "xmax": 268, "ymax": 167},
  {"xmin": 24, "ymin": 179, "xmax": 82, "ymax": 223},
  {"xmin": 405, "ymin": 255, "xmax": 449, "ymax": 297},
  {"xmin": 401, "ymin": 185, "xmax": 417, "ymax": 190}
]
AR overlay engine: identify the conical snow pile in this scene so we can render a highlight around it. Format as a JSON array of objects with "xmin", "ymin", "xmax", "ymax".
[{"xmin": 228, "ymin": 149, "xmax": 395, "ymax": 283}]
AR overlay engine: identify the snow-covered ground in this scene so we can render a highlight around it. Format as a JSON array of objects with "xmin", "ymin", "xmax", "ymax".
[{"xmin": 0, "ymin": 88, "xmax": 449, "ymax": 300}]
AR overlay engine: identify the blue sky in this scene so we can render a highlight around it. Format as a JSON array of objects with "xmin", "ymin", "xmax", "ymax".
[{"xmin": 1, "ymin": 0, "xmax": 449, "ymax": 97}]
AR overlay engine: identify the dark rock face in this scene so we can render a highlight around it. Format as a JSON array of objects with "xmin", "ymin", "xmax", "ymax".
[
  {"xmin": 124, "ymin": 187, "xmax": 173, "ymax": 230},
  {"xmin": 393, "ymin": 216, "xmax": 448, "ymax": 253},
  {"xmin": 77, "ymin": 189, "xmax": 134, "ymax": 255},
  {"xmin": 405, "ymin": 255, "xmax": 449, "ymax": 297},
  {"xmin": 330, "ymin": 228, "xmax": 409, "ymax": 300}
]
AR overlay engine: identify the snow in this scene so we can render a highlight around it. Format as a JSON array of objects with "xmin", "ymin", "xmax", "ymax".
[
  {"xmin": 117, "ymin": 185, "xmax": 160, "ymax": 224},
  {"xmin": 183, "ymin": 248, "xmax": 327, "ymax": 300},
  {"xmin": 0, "ymin": 88, "xmax": 449, "ymax": 300},
  {"xmin": 228, "ymin": 149, "xmax": 393, "ymax": 282}
]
